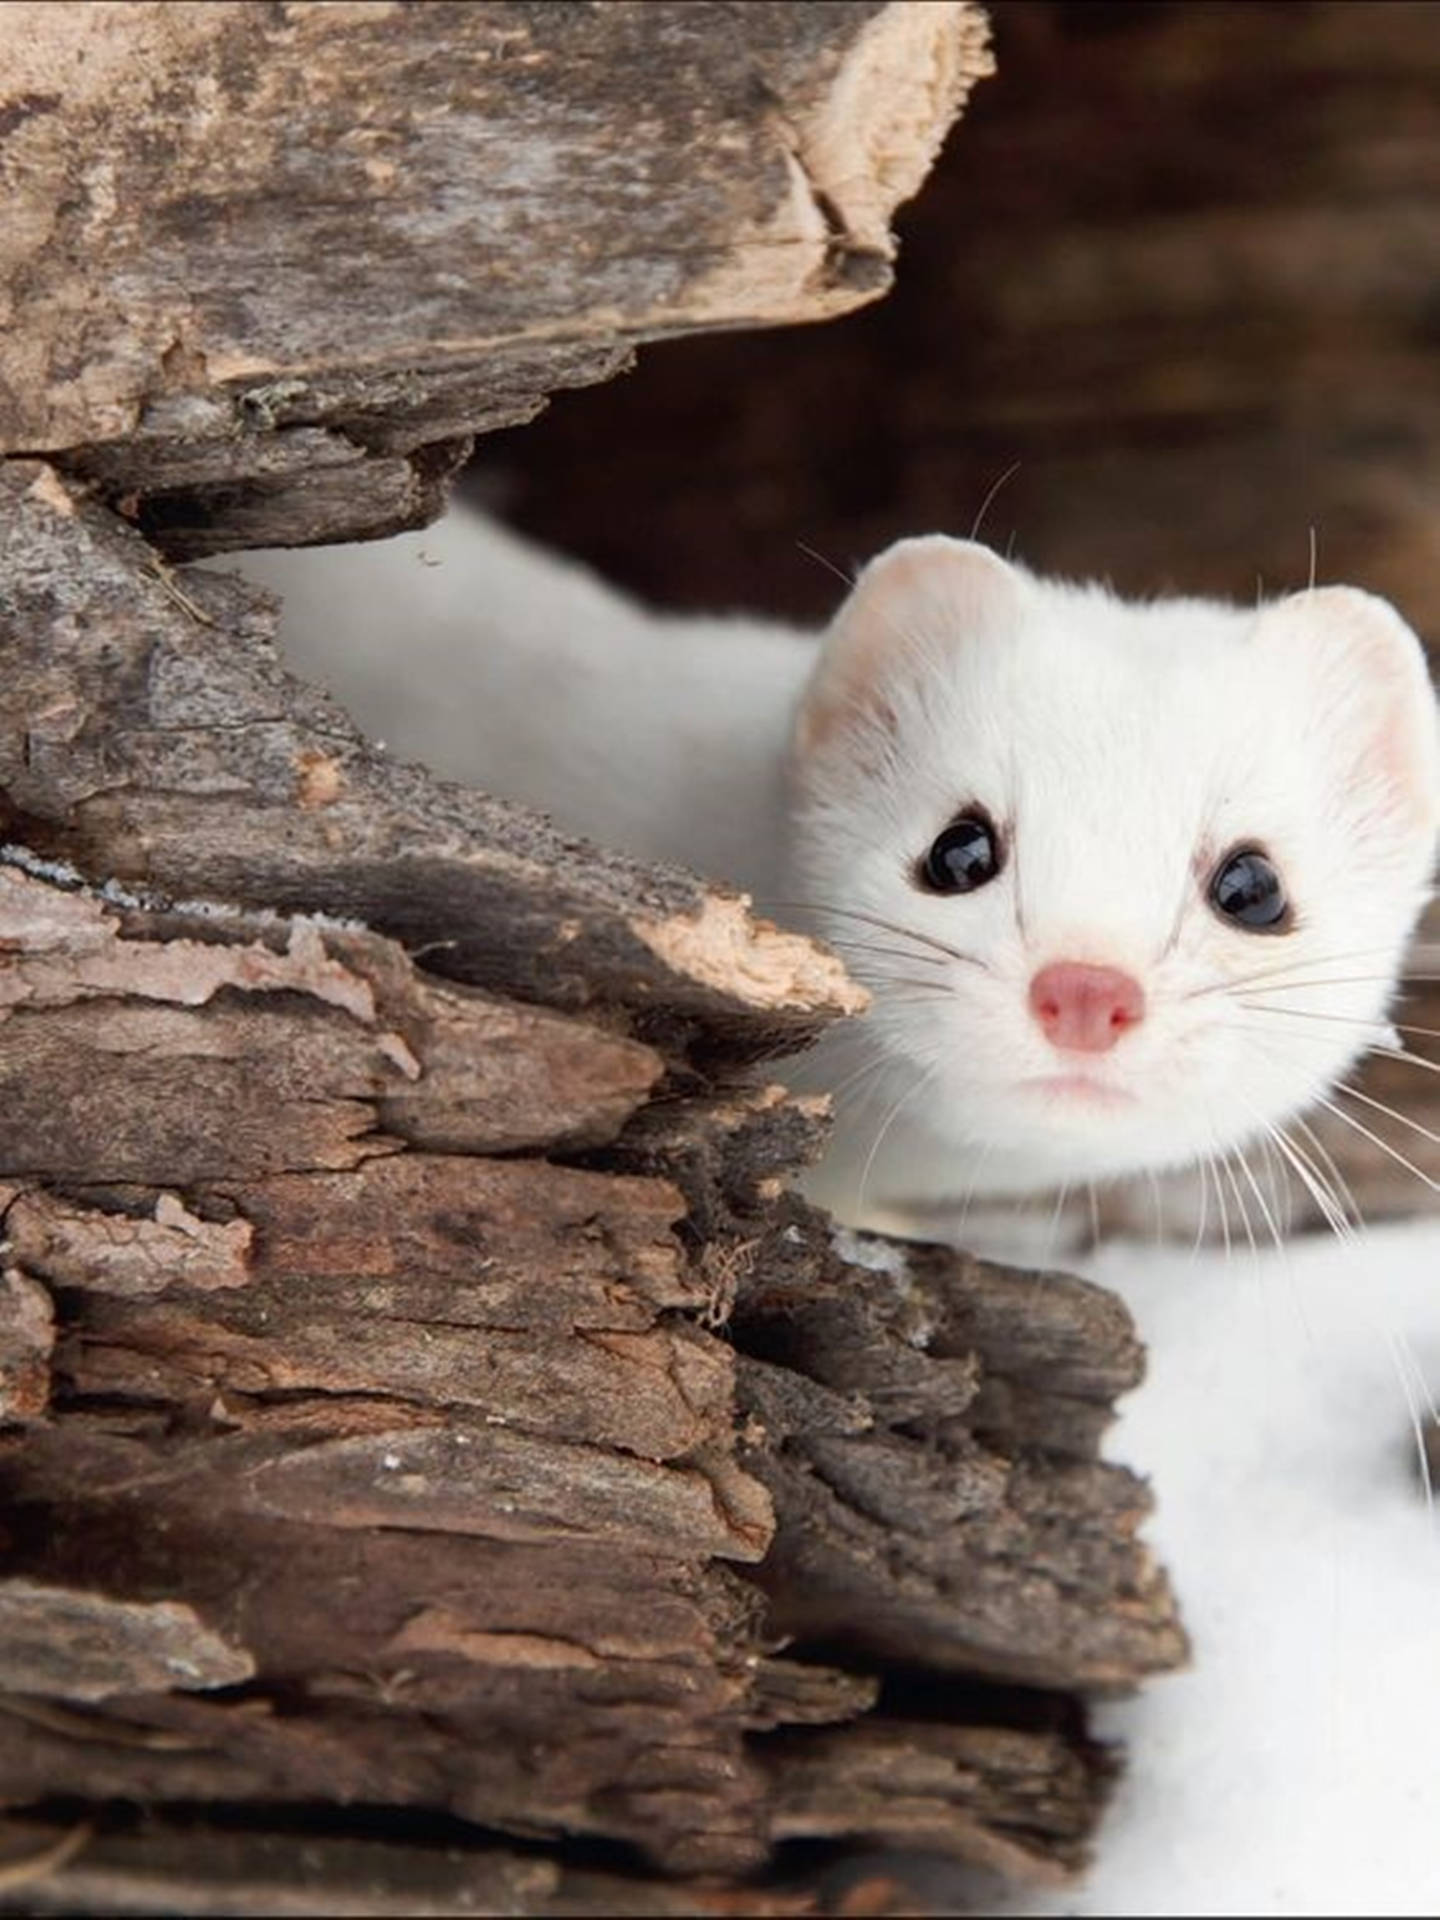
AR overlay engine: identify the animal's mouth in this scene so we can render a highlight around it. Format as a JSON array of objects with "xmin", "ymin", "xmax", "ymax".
[{"xmin": 1018, "ymin": 1072, "xmax": 1137, "ymax": 1108}]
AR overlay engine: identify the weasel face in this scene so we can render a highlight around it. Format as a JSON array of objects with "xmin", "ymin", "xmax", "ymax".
[{"xmin": 786, "ymin": 539, "xmax": 1440, "ymax": 1211}]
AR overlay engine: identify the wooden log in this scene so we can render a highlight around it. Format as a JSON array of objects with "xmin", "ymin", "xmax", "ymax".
[
  {"xmin": 0, "ymin": 1, "xmax": 993, "ymax": 554},
  {"xmin": 0, "ymin": 465, "xmax": 1183, "ymax": 1902}
]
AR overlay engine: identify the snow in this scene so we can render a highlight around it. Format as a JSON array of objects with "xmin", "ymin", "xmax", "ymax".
[{"xmin": 1002, "ymin": 1218, "xmax": 1440, "ymax": 1919}]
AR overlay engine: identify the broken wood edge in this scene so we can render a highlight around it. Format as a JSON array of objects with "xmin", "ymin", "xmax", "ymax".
[
  {"xmin": 1, "ymin": 3, "xmax": 993, "ymax": 554},
  {"xmin": 0, "ymin": 462, "xmax": 861, "ymax": 1043}
]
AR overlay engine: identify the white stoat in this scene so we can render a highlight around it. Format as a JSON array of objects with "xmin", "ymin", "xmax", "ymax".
[{"xmin": 216, "ymin": 508, "xmax": 1440, "ymax": 1234}]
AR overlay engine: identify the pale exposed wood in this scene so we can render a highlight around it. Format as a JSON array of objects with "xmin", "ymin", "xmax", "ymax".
[
  {"xmin": 0, "ymin": 1270, "xmax": 53, "ymax": 1423},
  {"xmin": 0, "ymin": 1583, "xmax": 254, "ymax": 1703}
]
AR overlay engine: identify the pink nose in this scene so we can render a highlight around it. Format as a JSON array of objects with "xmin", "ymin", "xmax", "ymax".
[{"xmin": 1029, "ymin": 962, "xmax": 1145, "ymax": 1053}]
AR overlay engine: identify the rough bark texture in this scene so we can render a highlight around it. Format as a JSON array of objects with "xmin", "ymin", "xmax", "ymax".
[
  {"xmin": 0, "ymin": 0, "xmax": 992, "ymax": 555},
  {"xmin": 0, "ymin": 458, "xmax": 1183, "ymax": 1910}
]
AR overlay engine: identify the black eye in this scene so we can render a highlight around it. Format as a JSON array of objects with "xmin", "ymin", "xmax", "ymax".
[
  {"xmin": 918, "ymin": 811, "xmax": 1003, "ymax": 894},
  {"xmin": 1208, "ymin": 847, "xmax": 1291, "ymax": 931}
]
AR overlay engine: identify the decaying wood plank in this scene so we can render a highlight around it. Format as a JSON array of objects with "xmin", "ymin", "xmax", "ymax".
[
  {"xmin": 0, "ymin": 1584, "xmax": 254, "ymax": 1703},
  {"xmin": 0, "ymin": 863, "xmax": 666, "ymax": 1156},
  {"xmin": 763, "ymin": 1718, "xmax": 1105, "ymax": 1881},
  {"xmin": 732, "ymin": 1222, "xmax": 1181, "ymax": 1694},
  {"xmin": 0, "ymin": 1, "xmax": 993, "ymax": 553},
  {"xmin": 6, "ymin": 1190, "xmax": 253, "ymax": 1299},
  {"xmin": 0, "ymin": 1270, "xmax": 52, "ymax": 1423}
]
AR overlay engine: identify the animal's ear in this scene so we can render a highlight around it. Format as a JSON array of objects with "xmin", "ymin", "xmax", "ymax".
[
  {"xmin": 793, "ymin": 536, "xmax": 1024, "ymax": 759},
  {"xmin": 1255, "ymin": 585, "xmax": 1440, "ymax": 845}
]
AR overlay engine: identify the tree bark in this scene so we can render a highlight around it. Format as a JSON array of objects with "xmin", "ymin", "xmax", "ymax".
[
  {"xmin": 0, "ymin": 459, "xmax": 1183, "ymax": 1907},
  {"xmin": 0, "ymin": 0, "xmax": 991, "ymax": 556}
]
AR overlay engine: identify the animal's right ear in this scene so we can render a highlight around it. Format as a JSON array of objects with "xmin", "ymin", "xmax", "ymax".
[
  {"xmin": 793, "ymin": 536, "xmax": 1023, "ymax": 759},
  {"xmin": 1254, "ymin": 584, "xmax": 1440, "ymax": 848}
]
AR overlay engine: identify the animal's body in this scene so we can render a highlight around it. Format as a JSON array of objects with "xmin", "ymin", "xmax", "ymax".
[{"xmin": 220, "ymin": 509, "xmax": 1440, "ymax": 1234}]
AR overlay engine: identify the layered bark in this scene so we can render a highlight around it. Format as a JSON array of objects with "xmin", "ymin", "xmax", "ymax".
[{"xmin": 0, "ymin": 463, "xmax": 1183, "ymax": 1907}]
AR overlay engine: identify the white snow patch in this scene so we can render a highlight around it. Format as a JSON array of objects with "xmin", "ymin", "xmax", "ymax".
[
  {"xmin": 991, "ymin": 1219, "xmax": 1440, "ymax": 1919},
  {"xmin": 0, "ymin": 844, "xmax": 367, "ymax": 934},
  {"xmin": 831, "ymin": 1224, "xmax": 911, "ymax": 1277}
]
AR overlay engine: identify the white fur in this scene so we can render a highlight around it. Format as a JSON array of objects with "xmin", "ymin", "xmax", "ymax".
[
  {"xmin": 209, "ymin": 512, "xmax": 1440, "ymax": 1233},
  {"xmin": 787, "ymin": 539, "xmax": 1440, "ymax": 1222},
  {"xmin": 215, "ymin": 511, "xmax": 810, "ymax": 899}
]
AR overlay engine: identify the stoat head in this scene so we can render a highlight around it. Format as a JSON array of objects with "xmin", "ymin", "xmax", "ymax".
[{"xmin": 786, "ymin": 535, "xmax": 1440, "ymax": 1201}]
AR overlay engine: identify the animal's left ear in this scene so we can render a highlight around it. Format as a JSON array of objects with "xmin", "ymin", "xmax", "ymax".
[{"xmin": 1256, "ymin": 585, "xmax": 1440, "ymax": 845}]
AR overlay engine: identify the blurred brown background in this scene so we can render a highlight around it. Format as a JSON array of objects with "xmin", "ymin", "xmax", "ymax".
[{"xmin": 481, "ymin": 0, "xmax": 1440, "ymax": 637}]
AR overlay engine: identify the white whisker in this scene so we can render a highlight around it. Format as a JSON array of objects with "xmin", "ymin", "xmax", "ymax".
[
  {"xmin": 827, "ymin": 936, "xmax": 951, "ymax": 971},
  {"xmin": 950, "ymin": 1137, "xmax": 998, "ymax": 1245},
  {"xmin": 858, "ymin": 978, "xmax": 960, "ymax": 1000},
  {"xmin": 793, "ymin": 538, "xmax": 856, "ymax": 594},
  {"xmin": 1189, "ymin": 1154, "xmax": 1213, "ymax": 1260},
  {"xmin": 1269, "ymin": 1137, "xmax": 1437, "ymax": 1513},
  {"xmin": 1264, "ymin": 1121, "xmax": 1352, "ymax": 1244},
  {"xmin": 970, "ymin": 460, "xmax": 1022, "ymax": 542},
  {"xmin": 1184, "ymin": 942, "xmax": 1424, "ymax": 1001},
  {"xmin": 1308, "ymin": 1093, "xmax": 1440, "ymax": 1195},
  {"xmin": 1333, "ymin": 1080, "xmax": 1440, "ymax": 1148},
  {"xmin": 1256, "ymin": 1130, "xmax": 1294, "ymax": 1238},
  {"xmin": 821, "ymin": 1042, "xmax": 906, "ymax": 1115},
  {"xmin": 1221, "ymin": 1152, "xmax": 1244, "ymax": 1259},
  {"xmin": 1235, "ymin": 1141, "xmax": 1286, "ymax": 1259},
  {"xmin": 763, "ymin": 900, "xmax": 990, "ymax": 971},
  {"xmin": 1221, "ymin": 1150, "xmax": 1259, "ymax": 1259},
  {"xmin": 1363, "ymin": 1042, "xmax": 1440, "ymax": 1080},
  {"xmin": 1231, "ymin": 973, "xmax": 1440, "ymax": 993},
  {"xmin": 1290, "ymin": 1113, "xmax": 1364, "ymax": 1233},
  {"xmin": 856, "ymin": 1056, "xmax": 946, "ymax": 1216},
  {"xmin": 1044, "ymin": 1181, "xmax": 1071, "ymax": 1264},
  {"xmin": 1238, "ymin": 1002, "xmax": 1440, "ymax": 1043}
]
